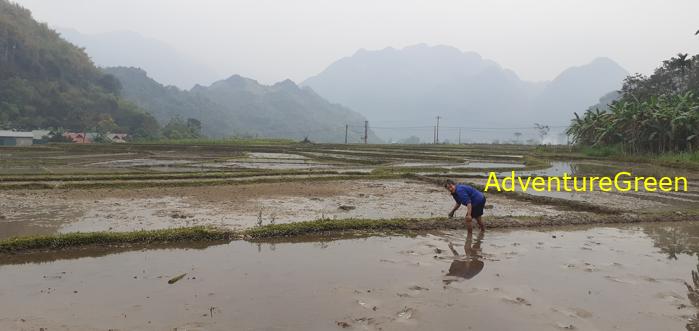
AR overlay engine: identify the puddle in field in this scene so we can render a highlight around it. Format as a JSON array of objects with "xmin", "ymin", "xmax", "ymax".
[
  {"xmin": 1, "ymin": 222, "xmax": 698, "ymax": 330},
  {"xmin": 246, "ymin": 152, "xmax": 308, "ymax": 159},
  {"xmin": 145, "ymin": 166, "xmax": 218, "ymax": 172},
  {"xmin": 200, "ymin": 160, "xmax": 339, "ymax": 170},
  {"xmin": 224, "ymin": 162, "xmax": 336, "ymax": 170},
  {"xmin": 487, "ymin": 154, "xmax": 525, "ymax": 159},
  {"xmin": 302, "ymin": 152, "xmax": 376, "ymax": 162},
  {"xmin": 89, "ymin": 158, "xmax": 195, "ymax": 168},
  {"xmin": 465, "ymin": 162, "xmax": 525, "ymax": 169},
  {"xmin": 394, "ymin": 161, "xmax": 524, "ymax": 169},
  {"xmin": 392, "ymin": 162, "xmax": 452, "ymax": 167},
  {"xmin": 504, "ymin": 161, "xmax": 627, "ymax": 177}
]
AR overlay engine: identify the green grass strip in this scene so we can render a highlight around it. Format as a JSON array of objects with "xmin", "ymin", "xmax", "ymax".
[
  {"xmin": 0, "ymin": 226, "xmax": 236, "ymax": 253},
  {"xmin": 243, "ymin": 218, "xmax": 429, "ymax": 239},
  {"xmin": 1, "ymin": 211, "xmax": 697, "ymax": 254}
]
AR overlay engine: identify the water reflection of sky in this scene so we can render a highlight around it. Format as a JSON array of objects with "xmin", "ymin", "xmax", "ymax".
[{"xmin": 0, "ymin": 222, "xmax": 697, "ymax": 330}]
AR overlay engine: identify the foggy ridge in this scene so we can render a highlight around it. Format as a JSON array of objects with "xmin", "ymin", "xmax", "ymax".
[
  {"xmin": 303, "ymin": 44, "xmax": 628, "ymax": 141},
  {"xmin": 106, "ymin": 67, "xmax": 379, "ymax": 142},
  {"xmin": 58, "ymin": 28, "xmax": 219, "ymax": 90}
]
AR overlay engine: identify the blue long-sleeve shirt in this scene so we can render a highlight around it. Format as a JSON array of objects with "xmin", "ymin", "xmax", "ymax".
[{"xmin": 452, "ymin": 184, "xmax": 485, "ymax": 206}]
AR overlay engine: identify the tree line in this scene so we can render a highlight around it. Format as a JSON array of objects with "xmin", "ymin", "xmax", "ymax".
[
  {"xmin": 567, "ymin": 53, "xmax": 699, "ymax": 154},
  {"xmin": 0, "ymin": 0, "xmax": 163, "ymax": 140}
]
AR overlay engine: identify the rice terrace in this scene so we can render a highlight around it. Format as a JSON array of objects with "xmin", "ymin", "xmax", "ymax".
[{"xmin": 1, "ymin": 141, "xmax": 698, "ymax": 330}]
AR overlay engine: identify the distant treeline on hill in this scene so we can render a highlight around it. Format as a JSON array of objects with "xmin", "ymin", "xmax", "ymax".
[{"xmin": 0, "ymin": 0, "xmax": 159, "ymax": 138}]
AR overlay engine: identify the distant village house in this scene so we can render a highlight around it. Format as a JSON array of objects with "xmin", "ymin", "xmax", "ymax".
[
  {"xmin": 0, "ymin": 130, "xmax": 34, "ymax": 146},
  {"xmin": 32, "ymin": 130, "xmax": 51, "ymax": 139},
  {"xmin": 63, "ymin": 132, "xmax": 128, "ymax": 144},
  {"xmin": 0, "ymin": 131, "xmax": 128, "ymax": 146},
  {"xmin": 107, "ymin": 133, "xmax": 128, "ymax": 143},
  {"xmin": 63, "ymin": 132, "xmax": 91, "ymax": 144}
]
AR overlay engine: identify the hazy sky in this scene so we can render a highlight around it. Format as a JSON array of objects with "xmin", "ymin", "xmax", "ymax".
[{"xmin": 14, "ymin": 0, "xmax": 699, "ymax": 84}]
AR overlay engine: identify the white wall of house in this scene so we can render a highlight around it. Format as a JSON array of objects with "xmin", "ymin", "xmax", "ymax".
[{"xmin": 0, "ymin": 131, "xmax": 35, "ymax": 146}]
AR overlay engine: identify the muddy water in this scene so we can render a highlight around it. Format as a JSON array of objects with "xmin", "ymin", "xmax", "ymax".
[
  {"xmin": 1, "ymin": 222, "xmax": 698, "ymax": 330},
  {"xmin": 464, "ymin": 161, "xmax": 525, "ymax": 169},
  {"xmin": 393, "ymin": 161, "xmax": 525, "ymax": 169},
  {"xmin": 508, "ymin": 161, "xmax": 618, "ymax": 177},
  {"xmin": 217, "ymin": 161, "xmax": 337, "ymax": 170}
]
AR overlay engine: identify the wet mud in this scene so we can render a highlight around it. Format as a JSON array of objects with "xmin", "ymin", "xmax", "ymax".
[
  {"xmin": 1, "ymin": 222, "xmax": 698, "ymax": 330},
  {"xmin": 0, "ymin": 180, "xmax": 567, "ymax": 238}
]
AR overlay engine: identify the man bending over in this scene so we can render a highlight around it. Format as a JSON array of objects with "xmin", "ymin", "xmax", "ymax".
[{"xmin": 444, "ymin": 179, "xmax": 486, "ymax": 233}]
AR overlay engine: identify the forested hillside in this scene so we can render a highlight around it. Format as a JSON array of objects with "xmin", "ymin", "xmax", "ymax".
[
  {"xmin": 0, "ymin": 0, "xmax": 158, "ymax": 136},
  {"xmin": 107, "ymin": 67, "xmax": 379, "ymax": 142}
]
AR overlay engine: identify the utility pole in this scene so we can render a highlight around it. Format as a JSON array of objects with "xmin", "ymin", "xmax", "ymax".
[
  {"xmin": 433, "ymin": 126, "xmax": 436, "ymax": 144},
  {"xmin": 363, "ymin": 121, "xmax": 368, "ymax": 144},
  {"xmin": 458, "ymin": 127, "xmax": 461, "ymax": 145},
  {"xmin": 435, "ymin": 116, "xmax": 441, "ymax": 144},
  {"xmin": 345, "ymin": 124, "xmax": 348, "ymax": 144}
]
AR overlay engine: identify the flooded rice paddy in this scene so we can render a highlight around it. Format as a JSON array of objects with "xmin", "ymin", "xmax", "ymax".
[
  {"xmin": 1, "ymin": 222, "xmax": 699, "ymax": 330},
  {"xmin": 1, "ymin": 144, "xmax": 698, "ymax": 330},
  {"xmin": 0, "ymin": 143, "xmax": 697, "ymax": 239}
]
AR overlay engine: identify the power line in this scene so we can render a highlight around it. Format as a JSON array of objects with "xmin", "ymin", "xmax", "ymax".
[
  {"xmin": 442, "ymin": 125, "xmax": 569, "ymax": 129},
  {"xmin": 369, "ymin": 125, "xmax": 568, "ymax": 130},
  {"xmin": 227, "ymin": 121, "xmax": 569, "ymax": 143}
]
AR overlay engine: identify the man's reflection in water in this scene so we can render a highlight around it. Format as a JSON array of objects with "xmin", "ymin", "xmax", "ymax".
[{"xmin": 444, "ymin": 231, "xmax": 484, "ymax": 284}]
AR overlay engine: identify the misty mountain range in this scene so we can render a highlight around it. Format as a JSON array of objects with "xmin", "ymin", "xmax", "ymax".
[
  {"xmin": 61, "ymin": 28, "xmax": 629, "ymax": 143},
  {"xmin": 58, "ymin": 28, "xmax": 219, "ymax": 89},
  {"xmin": 106, "ymin": 67, "xmax": 379, "ymax": 143},
  {"xmin": 303, "ymin": 44, "xmax": 628, "ymax": 142}
]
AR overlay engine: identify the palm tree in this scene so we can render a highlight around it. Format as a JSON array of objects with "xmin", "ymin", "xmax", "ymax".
[
  {"xmin": 568, "ymin": 50, "xmax": 699, "ymax": 154},
  {"xmin": 567, "ymin": 93, "xmax": 699, "ymax": 154}
]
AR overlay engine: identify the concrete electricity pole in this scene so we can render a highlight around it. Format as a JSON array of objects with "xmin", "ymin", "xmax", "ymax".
[
  {"xmin": 363, "ymin": 121, "xmax": 368, "ymax": 144},
  {"xmin": 435, "ymin": 116, "xmax": 441, "ymax": 144}
]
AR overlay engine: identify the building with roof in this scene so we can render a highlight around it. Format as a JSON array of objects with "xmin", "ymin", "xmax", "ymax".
[
  {"xmin": 0, "ymin": 131, "xmax": 34, "ymax": 146},
  {"xmin": 63, "ymin": 132, "xmax": 91, "ymax": 144},
  {"xmin": 32, "ymin": 130, "xmax": 52, "ymax": 140},
  {"xmin": 63, "ymin": 132, "xmax": 128, "ymax": 144},
  {"xmin": 107, "ymin": 133, "xmax": 128, "ymax": 143}
]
